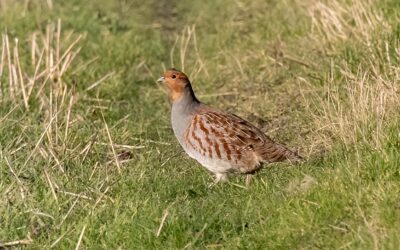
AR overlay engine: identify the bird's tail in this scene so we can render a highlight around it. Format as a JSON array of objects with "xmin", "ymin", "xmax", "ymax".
[
  {"xmin": 258, "ymin": 141, "xmax": 303, "ymax": 163},
  {"xmin": 282, "ymin": 146, "xmax": 303, "ymax": 163}
]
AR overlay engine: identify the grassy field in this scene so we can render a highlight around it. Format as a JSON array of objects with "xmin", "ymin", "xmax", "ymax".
[{"xmin": 1, "ymin": 0, "xmax": 400, "ymax": 248}]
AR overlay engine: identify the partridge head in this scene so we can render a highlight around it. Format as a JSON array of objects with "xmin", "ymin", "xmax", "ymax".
[{"xmin": 158, "ymin": 68, "xmax": 302, "ymax": 185}]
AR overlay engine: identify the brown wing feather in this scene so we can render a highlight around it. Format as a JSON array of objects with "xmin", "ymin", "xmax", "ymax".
[{"xmin": 196, "ymin": 107, "xmax": 302, "ymax": 164}]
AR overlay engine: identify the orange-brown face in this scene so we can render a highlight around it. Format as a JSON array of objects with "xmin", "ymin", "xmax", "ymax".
[{"xmin": 157, "ymin": 69, "xmax": 190, "ymax": 102}]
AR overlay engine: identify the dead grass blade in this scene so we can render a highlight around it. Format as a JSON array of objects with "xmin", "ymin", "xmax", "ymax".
[
  {"xmin": 97, "ymin": 97, "xmax": 121, "ymax": 174},
  {"xmin": 0, "ymin": 237, "xmax": 33, "ymax": 248},
  {"xmin": 75, "ymin": 224, "xmax": 87, "ymax": 250},
  {"xmin": 85, "ymin": 71, "xmax": 115, "ymax": 91},
  {"xmin": 156, "ymin": 209, "xmax": 169, "ymax": 237}
]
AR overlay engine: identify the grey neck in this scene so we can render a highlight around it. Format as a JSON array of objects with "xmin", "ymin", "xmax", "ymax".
[{"xmin": 171, "ymin": 85, "xmax": 200, "ymax": 143}]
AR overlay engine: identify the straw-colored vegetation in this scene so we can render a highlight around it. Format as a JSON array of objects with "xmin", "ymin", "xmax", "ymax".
[{"xmin": 1, "ymin": 0, "xmax": 399, "ymax": 248}]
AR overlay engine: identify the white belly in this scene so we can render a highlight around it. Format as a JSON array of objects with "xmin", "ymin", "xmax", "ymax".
[{"xmin": 183, "ymin": 145, "xmax": 233, "ymax": 174}]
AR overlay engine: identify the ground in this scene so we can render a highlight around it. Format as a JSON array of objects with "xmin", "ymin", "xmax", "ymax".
[{"xmin": 0, "ymin": 0, "xmax": 399, "ymax": 249}]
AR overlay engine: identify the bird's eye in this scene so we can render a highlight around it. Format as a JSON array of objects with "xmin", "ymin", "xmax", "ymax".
[{"xmin": 172, "ymin": 75, "xmax": 176, "ymax": 79}]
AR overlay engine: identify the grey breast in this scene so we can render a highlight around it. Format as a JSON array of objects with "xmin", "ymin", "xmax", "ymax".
[{"xmin": 171, "ymin": 100, "xmax": 200, "ymax": 146}]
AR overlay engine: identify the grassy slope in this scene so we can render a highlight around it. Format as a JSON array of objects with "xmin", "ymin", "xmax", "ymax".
[{"xmin": 0, "ymin": 0, "xmax": 399, "ymax": 249}]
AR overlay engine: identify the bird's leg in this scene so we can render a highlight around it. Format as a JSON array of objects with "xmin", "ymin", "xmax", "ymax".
[
  {"xmin": 208, "ymin": 173, "xmax": 228, "ymax": 187},
  {"xmin": 245, "ymin": 174, "xmax": 253, "ymax": 187},
  {"xmin": 216, "ymin": 173, "xmax": 228, "ymax": 183}
]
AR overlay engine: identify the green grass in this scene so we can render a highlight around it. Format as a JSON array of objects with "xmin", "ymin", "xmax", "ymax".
[{"xmin": 1, "ymin": 0, "xmax": 400, "ymax": 249}]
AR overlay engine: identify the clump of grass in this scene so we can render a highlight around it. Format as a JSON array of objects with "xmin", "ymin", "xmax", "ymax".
[
  {"xmin": 306, "ymin": 0, "xmax": 389, "ymax": 47},
  {"xmin": 311, "ymin": 63, "xmax": 399, "ymax": 151},
  {"xmin": 0, "ymin": 20, "xmax": 84, "ymax": 247},
  {"xmin": 297, "ymin": 0, "xmax": 399, "ymax": 152},
  {"xmin": 0, "ymin": 0, "xmax": 53, "ymax": 18},
  {"xmin": 0, "ymin": 20, "xmax": 91, "ymax": 173},
  {"xmin": 1, "ymin": 19, "xmax": 82, "ymax": 108},
  {"xmin": 0, "ymin": 19, "xmax": 121, "ymax": 248},
  {"xmin": 166, "ymin": 25, "xmax": 208, "ymax": 82}
]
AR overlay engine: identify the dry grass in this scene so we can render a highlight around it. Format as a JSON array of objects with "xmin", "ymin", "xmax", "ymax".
[
  {"xmin": 0, "ymin": 20, "xmax": 87, "ymax": 183},
  {"xmin": 0, "ymin": 0, "xmax": 53, "ymax": 12},
  {"xmin": 295, "ymin": 0, "xmax": 400, "ymax": 152},
  {"xmin": 311, "ymin": 63, "xmax": 399, "ymax": 151},
  {"xmin": 1, "ymin": 19, "xmax": 82, "ymax": 108},
  {"xmin": 0, "ymin": 19, "xmax": 122, "ymax": 248},
  {"xmin": 167, "ymin": 25, "xmax": 209, "ymax": 82},
  {"xmin": 305, "ymin": 0, "xmax": 389, "ymax": 46}
]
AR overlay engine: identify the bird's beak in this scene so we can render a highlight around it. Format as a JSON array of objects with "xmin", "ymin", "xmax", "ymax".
[{"xmin": 157, "ymin": 76, "xmax": 165, "ymax": 84}]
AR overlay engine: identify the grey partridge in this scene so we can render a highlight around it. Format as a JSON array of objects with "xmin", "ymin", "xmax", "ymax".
[{"xmin": 158, "ymin": 69, "xmax": 302, "ymax": 185}]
